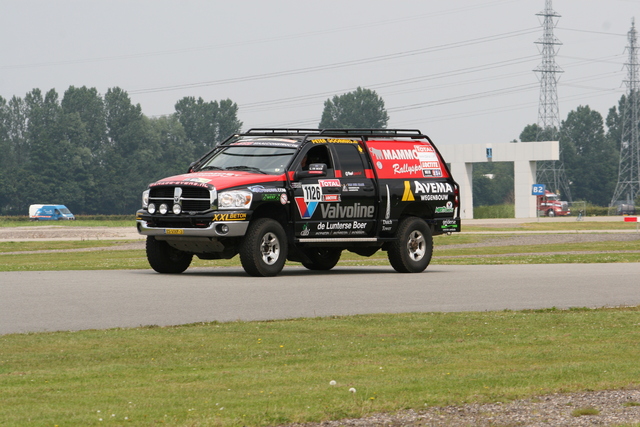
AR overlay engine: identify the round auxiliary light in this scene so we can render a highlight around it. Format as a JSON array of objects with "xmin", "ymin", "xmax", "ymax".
[
  {"xmin": 147, "ymin": 203, "xmax": 156, "ymax": 214},
  {"xmin": 172, "ymin": 204, "xmax": 182, "ymax": 215},
  {"xmin": 159, "ymin": 203, "xmax": 168, "ymax": 215}
]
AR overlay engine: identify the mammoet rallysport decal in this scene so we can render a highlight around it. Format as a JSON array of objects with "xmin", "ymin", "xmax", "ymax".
[{"xmin": 366, "ymin": 140, "xmax": 449, "ymax": 179}]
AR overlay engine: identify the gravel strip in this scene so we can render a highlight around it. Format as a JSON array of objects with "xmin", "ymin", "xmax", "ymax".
[{"xmin": 288, "ymin": 389, "xmax": 640, "ymax": 427}]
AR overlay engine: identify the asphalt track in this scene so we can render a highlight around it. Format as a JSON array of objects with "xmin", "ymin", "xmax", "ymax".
[{"xmin": 1, "ymin": 263, "xmax": 639, "ymax": 335}]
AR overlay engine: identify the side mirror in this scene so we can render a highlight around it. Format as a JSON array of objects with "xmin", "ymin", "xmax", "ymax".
[{"xmin": 295, "ymin": 163, "xmax": 327, "ymax": 180}]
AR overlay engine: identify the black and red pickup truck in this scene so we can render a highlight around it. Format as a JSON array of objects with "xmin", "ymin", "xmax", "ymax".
[{"xmin": 136, "ymin": 129, "xmax": 460, "ymax": 276}]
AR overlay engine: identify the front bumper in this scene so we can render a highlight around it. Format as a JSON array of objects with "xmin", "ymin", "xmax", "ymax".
[{"xmin": 136, "ymin": 210, "xmax": 250, "ymax": 238}]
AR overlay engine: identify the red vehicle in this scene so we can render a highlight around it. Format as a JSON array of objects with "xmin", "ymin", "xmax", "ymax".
[{"xmin": 537, "ymin": 190, "xmax": 570, "ymax": 217}]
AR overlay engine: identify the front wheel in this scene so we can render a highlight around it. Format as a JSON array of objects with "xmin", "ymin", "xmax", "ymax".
[
  {"xmin": 146, "ymin": 236, "xmax": 193, "ymax": 274},
  {"xmin": 240, "ymin": 218, "xmax": 288, "ymax": 277},
  {"xmin": 387, "ymin": 217, "xmax": 433, "ymax": 273},
  {"xmin": 301, "ymin": 248, "xmax": 342, "ymax": 270}
]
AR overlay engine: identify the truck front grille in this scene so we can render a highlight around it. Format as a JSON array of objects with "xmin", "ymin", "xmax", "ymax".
[{"xmin": 149, "ymin": 186, "xmax": 212, "ymax": 212}]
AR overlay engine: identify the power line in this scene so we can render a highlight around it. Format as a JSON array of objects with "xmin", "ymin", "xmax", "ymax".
[{"xmin": 128, "ymin": 28, "xmax": 539, "ymax": 95}]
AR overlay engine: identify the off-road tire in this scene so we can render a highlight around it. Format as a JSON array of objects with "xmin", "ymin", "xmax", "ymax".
[
  {"xmin": 387, "ymin": 217, "xmax": 433, "ymax": 273},
  {"xmin": 146, "ymin": 236, "xmax": 193, "ymax": 274},
  {"xmin": 301, "ymin": 248, "xmax": 342, "ymax": 271},
  {"xmin": 239, "ymin": 218, "xmax": 288, "ymax": 277}
]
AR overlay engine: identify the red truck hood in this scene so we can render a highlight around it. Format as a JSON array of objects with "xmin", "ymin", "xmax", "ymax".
[{"xmin": 152, "ymin": 171, "xmax": 286, "ymax": 191}]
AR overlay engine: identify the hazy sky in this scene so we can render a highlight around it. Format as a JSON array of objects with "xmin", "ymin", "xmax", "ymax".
[{"xmin": 1, "ymin": 0, "xmax": 638, "ymax": 146}]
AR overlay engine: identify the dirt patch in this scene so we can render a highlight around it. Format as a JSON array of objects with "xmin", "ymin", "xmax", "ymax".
[{"xmin": 0, "ymin": 226, "xmax": 143, "ymax": 241}]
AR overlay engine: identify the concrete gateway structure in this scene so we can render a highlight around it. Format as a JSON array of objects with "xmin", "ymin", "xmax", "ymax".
[{"xmin": 438, "ymin": 141, "xmax": 559, "ymax": 219}]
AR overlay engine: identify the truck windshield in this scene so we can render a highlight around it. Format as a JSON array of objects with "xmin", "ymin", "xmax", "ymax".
[{"xmin": 198, "ymin": 146, "xmax": 296, "ymax": 175}]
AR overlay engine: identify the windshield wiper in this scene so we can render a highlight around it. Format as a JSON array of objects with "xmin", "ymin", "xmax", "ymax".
[
  {"xmin": 199, "ymin": 166, "xmax": 225, "ymax": 171},
  {"xmin": 225, "ymin": 166, "xmax": 267, "ymax": 174}
]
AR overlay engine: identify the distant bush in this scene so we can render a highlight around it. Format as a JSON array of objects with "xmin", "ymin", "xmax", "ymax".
[
  {"xmin": 473, "ymin": 204, "xmax": 515, "ymax": 218},
  {"xmin": 75, "ymin": 215, "xmax": 136, "ymax": 221}
]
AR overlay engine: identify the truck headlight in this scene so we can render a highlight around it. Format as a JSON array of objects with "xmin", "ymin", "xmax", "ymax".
[
  {"xmin": 142, "ymin": 190, "xmax": 150, "ymax": 208},
  {"xmin": 218, "ymin": 190, "xmax": 253, "ymax": 209}
]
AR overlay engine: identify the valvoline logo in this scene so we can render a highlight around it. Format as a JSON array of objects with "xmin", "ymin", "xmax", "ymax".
[{"xmin": 295, "ymin": 197, "xmax": 318, "ymax": 219}]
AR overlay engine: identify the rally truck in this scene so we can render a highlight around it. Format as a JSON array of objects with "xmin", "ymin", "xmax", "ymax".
[{"xmin": 136, "ymin": 129, "xmax": 460, "ymax": 276}]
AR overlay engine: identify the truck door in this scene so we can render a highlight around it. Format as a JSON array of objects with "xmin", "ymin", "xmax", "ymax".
[
  {"xmin": 291, "ymin": 143, "xmax": 337, "ymax": 238},
  {"xmin": 326, "ymin": 141, "xmax": 377, "ymax": 237}
]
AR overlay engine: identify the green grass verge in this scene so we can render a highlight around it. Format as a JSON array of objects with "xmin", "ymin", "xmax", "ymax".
[
  {"xmin": 1, "ymin": 308, "xmax": 639, "ymax": 426},
  {"xmin": 464, "ymin": 221, "xmax": 639, "ymax": 232},
  {"xmin": 0, "ymin": 215, "xmax": 136, "ymax": 227}
]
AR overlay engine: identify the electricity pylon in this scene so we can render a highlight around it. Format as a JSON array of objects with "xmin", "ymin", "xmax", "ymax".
[
  {"xmin": 534, "ymin": 0, "xmax": 572, "ymax": 201},
  {"xmin": 610, "ymin": 19, "xmax": 640, "ymax": 211}
]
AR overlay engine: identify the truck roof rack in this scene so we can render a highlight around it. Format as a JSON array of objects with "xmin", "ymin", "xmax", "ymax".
[
  {"xmin": 243, "ymin": 128, "xmax": 426, "ymax": 139},
  {"xmin": 244, "ymin": 128, "xmax": 320, "ymax": 136},
  {"xmin": 318, "ymin": 128, "xmax": 425, "ymax": 138}
]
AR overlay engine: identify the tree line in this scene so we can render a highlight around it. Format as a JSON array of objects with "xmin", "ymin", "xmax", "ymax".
[
  {"xmin": 0, "ymin": 86, "xmax": 242, "ymax": 215},
  {"xmin": 0, "ymin": 83, "xmax": 633, "ymax": 215},
  {"xmin": 0, "ymin": 86, "xmax": 387, "ymax": 216}
]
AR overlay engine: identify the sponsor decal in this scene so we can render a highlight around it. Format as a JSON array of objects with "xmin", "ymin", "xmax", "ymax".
[
  {"xmin": 248, "ymin": 185, "xmax": 286, "ymax": 193},
  {"xmin": 402, "ymin": 181, "xmax": 415, "ymax": 202},
  {"xmin": 421, "ymin": 161, "xmax": 440, "ymax": 169},
  {"xmin": 343, "ymin": 182, "xmax": 364, "ymax": 192},
  {"xmin": 319, "ymin": 179, "xmax": 341, "ymax": 187},
  {"xmin": 402, "ymin": 181, "xmax": 454, "ymax": 202},
  {"xmin": 393, "ymin": 163, "xmax": 422, "ymax": 175},
  {"xmin": 311, "ymin": 138, "xmax": 359, "ymax": 144},
  {"xmin": 415, "ymin": 144, "xmax": 435, "ymax": 153},
  {"xmin": 320, "ymin": 203, "xmax": 375, "ymax": 219},
  {"xmin": 422, "ymin": 169, "xmax": 442, "ymax": 177},
  {"xmin": 441, "ymin": 218, "xmax": 459, "ymax": 229},
  {"xmin": 317, "ymin": 220, "xmax": 367, "ymax": 231},
  {"xmin": 280, "ymin": 193, "xmax": 288, "ymax": 205},
  {"xmin": 231, "ymin": 140, "xmax": 298, "ymax": 148},
  {"xmin": 213, "ymin": 213, "xmax": 247, "ymax": 221},
  {"xmin": 184, "ymin": 177, "xmax": 212, "ymax": 184},
  {"xmin": 261, "ymin": 194, "xmax": 280, "ymax": 201},
  {"xmin": 315, "ymin": 220, "xmax": 368, "ymax": 235},
  {"xmin": 152, "ymin": 180, "xmax": 209, "ymax": 188},
  {"xmin": 295, "ymin": 184, "xmax": 322, "ymax": 219},
  {"xmin": 435, "ymin": 205, "xmax": 454, "ymax": 213},
  {"xmin": 368, "ymin": 142, "xmax": 446, "ymax": 178},
  {"xmin": 322, "ymin": 194, "xmax": 341, "ymax": 202},
  {"xmin": 414, "ymin": 181, "xmax": 453, "ymax": 194}
]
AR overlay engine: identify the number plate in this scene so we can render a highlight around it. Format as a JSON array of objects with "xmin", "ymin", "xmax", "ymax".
[{"xmin": 165, "ymin": 229, "xmax": 184, "ymax": 235}]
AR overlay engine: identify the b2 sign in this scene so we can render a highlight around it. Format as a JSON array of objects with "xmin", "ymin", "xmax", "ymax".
[{"xmin": 532, "ymin": 184, "xmax": 546, "ymax": 196}]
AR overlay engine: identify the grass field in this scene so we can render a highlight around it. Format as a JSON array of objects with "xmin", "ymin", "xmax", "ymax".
[
  {"xmin": 1, "ymin": 220, "xmax": 639, "ymax": 426},
  {"xmin": 2, "ymin": 308, "xmax": 640, "ymax": 426}
]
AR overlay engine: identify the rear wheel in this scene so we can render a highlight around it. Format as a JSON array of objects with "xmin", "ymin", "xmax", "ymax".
[
  {"xmin": 387, "ymin": 217, "xmax": 433, "ymax": 273},
  {"xmin": 146, "ymin": 236, "xmax": 193, "ymax": 274},
  {"xmin": 301, "ymin": 248, "xmax": 342, "ymax": 270},
  {"xmin": 240, "ymin": 218, "xmax": 288, "ymax": 277}
]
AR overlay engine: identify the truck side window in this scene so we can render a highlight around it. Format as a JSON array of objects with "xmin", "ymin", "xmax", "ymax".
[
  {"xmin": 332, "ymin": 143, "xmax": 365, "ymax": 177},
  {"xmin": 301, "ymin": 145, "xmax": 333, "ymax": 171}
]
